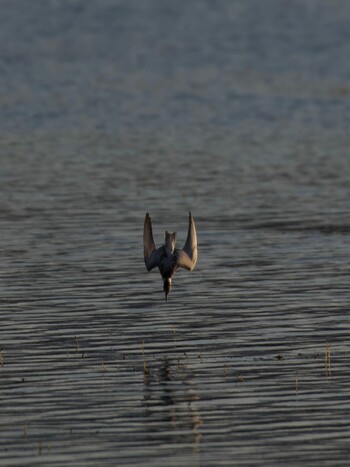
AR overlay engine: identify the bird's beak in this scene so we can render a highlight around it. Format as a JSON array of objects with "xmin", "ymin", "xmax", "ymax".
[{"xmin": 163, "ymin": 278, "xmax": 171, "ymax": 303}]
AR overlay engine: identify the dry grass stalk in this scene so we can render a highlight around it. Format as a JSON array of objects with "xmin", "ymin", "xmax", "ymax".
[
  {"xmin": 236, "ymin": 373, "xmax": 244, "ymax": 383},
  {"xmin": 143, "ymin": 359, "xmax": 149, "ymax": 375},
  {"xmin": 141, "ymin": 340, "xmax": 149, "ymax": 375},
  {"xmin": 325, "ymin": 341, "xmax": 331, "ymax": 377},
  {"xmin": 101, "ymin": 359, "xmax": 108, "ymax": 373},
  {"xmin": 24, "ymin": 422, "xmax": 28, "ymax": 441}
]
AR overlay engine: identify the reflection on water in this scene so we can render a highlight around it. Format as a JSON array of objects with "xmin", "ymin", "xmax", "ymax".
[
  {"xmin": 1, "ymin": 0, "xmax": 350, "ymax": 466},
  {"xmin": 143, "ymin": 357, "xmax": 202, "ymax": 455}
]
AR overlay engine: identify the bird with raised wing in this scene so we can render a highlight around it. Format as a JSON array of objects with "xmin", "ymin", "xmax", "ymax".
[{"xmin": 143, "ymin": 212, "xmax": 197, "ymax": 302}]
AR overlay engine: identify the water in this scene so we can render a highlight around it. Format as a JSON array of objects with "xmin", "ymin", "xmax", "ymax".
[{"xmin": 1, "ymin": 1, "xmax": 350, "ymax": 465}]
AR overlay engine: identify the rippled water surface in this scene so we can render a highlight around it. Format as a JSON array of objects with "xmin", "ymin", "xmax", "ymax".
[{"xmin": 1, "ymin": 1, "xmax": 350, "ymax": 465}]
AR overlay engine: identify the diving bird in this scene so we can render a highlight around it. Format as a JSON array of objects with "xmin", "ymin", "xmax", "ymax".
[{"xmin": 143, "ymin": 212, "xmax": 197, "ymax": 302}]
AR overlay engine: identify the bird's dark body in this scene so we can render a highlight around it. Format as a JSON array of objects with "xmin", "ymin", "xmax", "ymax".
[{"xmin": 158, "ymin": 247, "xmax": 178, "ymax": 278}]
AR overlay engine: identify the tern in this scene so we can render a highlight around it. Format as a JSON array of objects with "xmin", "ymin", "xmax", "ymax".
[{"xmin": 143, "ymin": 212, "xmax": 198, "ymax": 302}]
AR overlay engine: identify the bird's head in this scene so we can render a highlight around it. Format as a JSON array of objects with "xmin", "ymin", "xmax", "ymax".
[
  {"xmin": 165, "ymin": 231, "xmax": 176, "ymax": 254},
  {"xmin": 163, "ymin": 278, "xmax": 172, "ymax": 302}
]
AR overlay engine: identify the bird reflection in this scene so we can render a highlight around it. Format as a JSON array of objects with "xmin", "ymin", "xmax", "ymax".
[{"xmin": 142, "ymin": 357, "xmax": 202, "ymax": 455}]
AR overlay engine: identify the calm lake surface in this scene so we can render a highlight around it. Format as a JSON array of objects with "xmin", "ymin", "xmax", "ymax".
[{"xmin": 1, "ymin": 0, "xmax": 350, "ymax": 465}]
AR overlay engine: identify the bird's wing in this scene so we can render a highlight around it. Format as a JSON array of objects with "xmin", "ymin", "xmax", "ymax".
[
  {"xmin": 176, "ymin": 212, "xmax": 197, "ymax": 271},
  {"xmin": 143, "ymin": 213, "xmax": 160, "ymax": 271}
]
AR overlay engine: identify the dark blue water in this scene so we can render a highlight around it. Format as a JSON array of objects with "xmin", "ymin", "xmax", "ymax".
[{"xmin": 1, "ymin": 1, "xmax": 350, "ymax": 465}]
